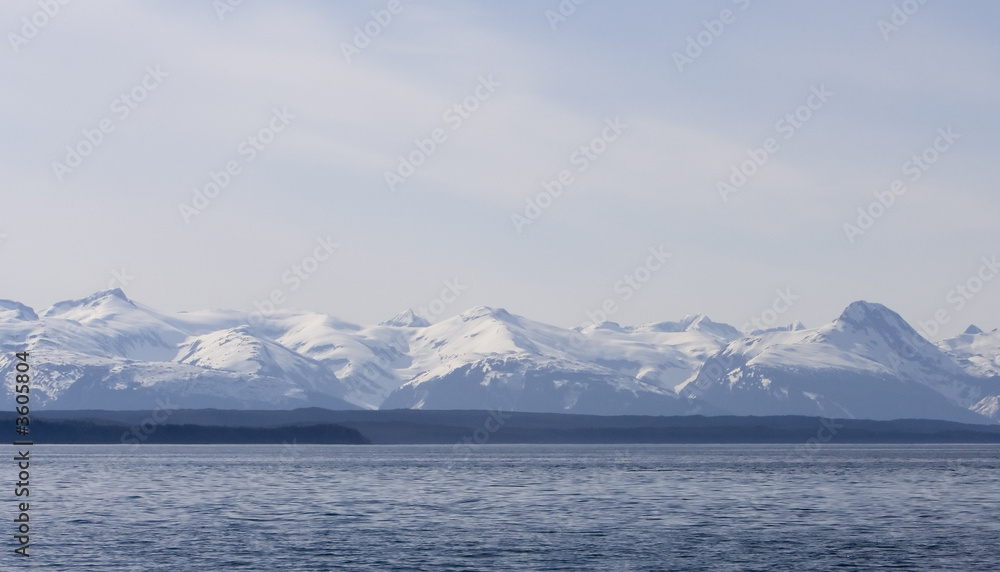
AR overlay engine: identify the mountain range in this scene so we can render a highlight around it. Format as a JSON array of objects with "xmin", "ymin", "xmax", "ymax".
[{"xmin": 1, "ymin": 290, "xmax": 998, "ymax": 423}]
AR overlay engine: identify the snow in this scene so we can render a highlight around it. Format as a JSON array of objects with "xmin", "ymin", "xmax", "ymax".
[
  {"xmin": 972, "ymin": 395, "xmax": 1000, "ymax": 419},
  {"xmin": 0, "ymin": 291, "xmax": 998, "ymax": 421},
  {"xmin": 0, "ymin": 300, "xmax": 38, "ymax": 321},
  {"xmin": 380, "ymin": 309, "xmax": 430, "ymax": 328},
  {"xmin": 939, "ymin": 327, "xmax": 1000, "ymax": 378},
  {"xmin": 674, "ymin": 301, "xmax": 1000, "ymax": 422}
]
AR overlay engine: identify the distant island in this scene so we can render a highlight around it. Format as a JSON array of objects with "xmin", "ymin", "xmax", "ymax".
[{"xmin": 6, "ymin": 409, "xmax": 1000, "ymax": 445}]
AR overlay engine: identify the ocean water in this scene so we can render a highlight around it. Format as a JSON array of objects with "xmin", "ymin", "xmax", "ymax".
[{"xmin": 10, "ymin": 444, "xmax": 1000, "ymax": 570}]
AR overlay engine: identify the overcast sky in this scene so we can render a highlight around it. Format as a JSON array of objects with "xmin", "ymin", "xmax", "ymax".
[{"xmin": 1, "ymin": 0, "xmax": 998, "ymax": 339}]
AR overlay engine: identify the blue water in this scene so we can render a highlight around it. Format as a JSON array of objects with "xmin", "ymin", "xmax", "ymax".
[{"xmin": 9, "ymin": 444, "xmax": 1000, "ymax": 570}]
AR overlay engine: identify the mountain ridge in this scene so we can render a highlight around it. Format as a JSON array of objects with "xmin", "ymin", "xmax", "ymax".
[{"xmin": 1, "ymin": 291, "xmax": 997, "ymax": 423}]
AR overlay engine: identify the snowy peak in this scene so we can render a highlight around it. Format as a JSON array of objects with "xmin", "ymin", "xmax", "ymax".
[
  {"xmin": 685, "ymin": 314, "xmax": 741, "ymax": 339},
  {"xmin": 965, "ymin": 325, "xmax": 984, "ymax": 335},
  {"xmin": 679, "ymin": 313, "xmax": 708, "ymax": 329},
  {"xmin": 42, "ymin": 288, "xmax": 137, "ymax": 321},
  {"xmin": 825, "ymin": 300, "xmax": 938, "ymax": 359},
  {"xmin": 748, "ymin": 321, "xmax": 807, "ymax": 335},
  {"xmin": 648, "ymin": 314, "xmax": 701, "ymax": 333},
  {"xmin": 939, "ymin": 326, "xmax": 1000, "ymax": 379},
  {"xmin": 176, "ymin": 327, "xmax": 271, "ymax": 374},
  {"xmin": 103, "ymin": 287, "xmax": 131, "ymax": 302},
  {"xmin": 458, "ymin": 305, "xmax": 516, "ymax": 323},
  {"xmin": 682, "ymin": 299, "xmax": 999, "ymax": 423},
  {"xmin": 416, "ymin": 306, "xmax": 537, "ymax": 360},
  {"xmin": 173, "ymin": 325, "xmax": 344, "ymax": 399},
  {"xmin": 835, "ymin": 300, "xmax": 914, "ymax": 334},
  {"xmin": 0, "ymin": 300, "xmax": 38, "ymax": 321},
  {"xmin": 380, "ymin": 309, "xmax": 430, "ymax": 328},
  {"xmin": 647, "ymin": 313, "xmax": 740, "ymax": 340}
]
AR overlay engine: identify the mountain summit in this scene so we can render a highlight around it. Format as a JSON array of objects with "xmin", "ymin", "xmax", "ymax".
[
  {"xmin": 0, "ymin": 300, "xmax": 38, "ymax": 321},
  {"xmin": 380, "ymin": 309, "xmax": 430, "ymax": 328}
]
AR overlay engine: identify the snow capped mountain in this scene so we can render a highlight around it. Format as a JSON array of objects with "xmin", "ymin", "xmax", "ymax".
[
  {"xmin": 0, "ymin": 290, "xmax": 354, "ymax": 410},
  {"xmin": 1, "ymin": 291, "xmax": 998, "ymax": 422},
  {"xmin": 646, "ymin": 313, "xmax": 741, "ymax": 339},
  {"xmin": 267, "ymin": 312, "xmax": 409, "ymax": 409},
  {"xmin": 939, "ymin": 326, "xmax": 1000, "ymax": 378},
  {"xmin": 380, "ymin": 306, "xmax": 732, "ymax": 415},
  {"xmin": 683, "ymin": 301, "xmax": 1000, "ymax": 422},
  {"xmin": 176, "ymin": 326, "xmax": 339, "ymax": 389},
  {"xmin": 0, "ymin": 300, "xmax": 38, "ymax": 322},
  {"xmin": 379, "ymin": 309, "xmax": 430, "ymax": 328}
]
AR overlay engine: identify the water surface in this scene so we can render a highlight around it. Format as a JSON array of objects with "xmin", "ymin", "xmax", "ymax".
[{"xmin": 14, "ymin": 444, "xmax": 1000, "ymax": 570}]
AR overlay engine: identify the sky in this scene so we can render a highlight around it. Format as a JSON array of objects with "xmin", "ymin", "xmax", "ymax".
[{"xmin": 1, "ymin": 0, "xmax": 998, "ymax": 340}]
